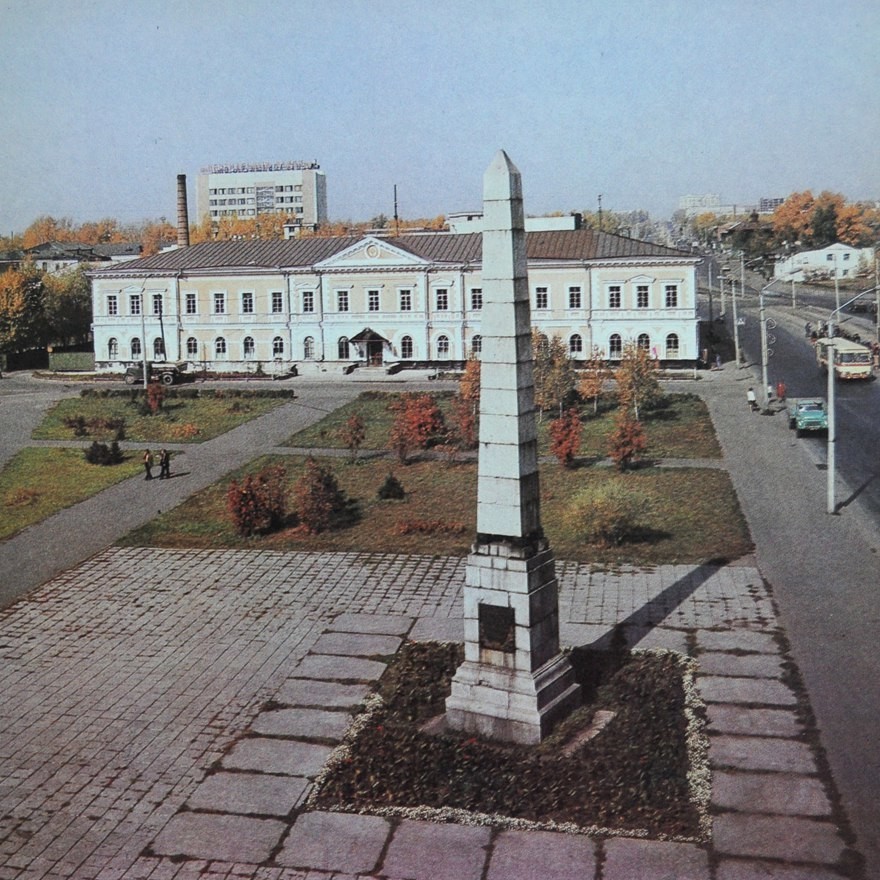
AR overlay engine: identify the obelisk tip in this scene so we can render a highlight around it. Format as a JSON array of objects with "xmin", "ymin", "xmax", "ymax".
[{"xmin": 484, "ymin": 150, "xmax": 522, "ymax": 201}]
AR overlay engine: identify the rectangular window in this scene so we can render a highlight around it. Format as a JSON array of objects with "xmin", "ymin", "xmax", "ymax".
[
  {"xmin": 213, "ymin": 292, "xmax": 226, "ymax": 314},
  {"xmin": 302, "ymin": 290, "xmax": 314, "ymax": 313},
  {"xmin": 665, "ymin": 285, "xmax": 678, "ymax": 308},
  {"xmin": 129, "ymin": 294, "xmax": 142, "ymax": 316},
  {"xmin": 827, "ymin": 254, "xmax": 834, "ymax": 261},
  {"xmin": 107, "ymin": 295, "xmax": 118, "ymax": 316},
  {"xmin": 609, "ymin": 286, "xmax": 622, "ymax": 308},
  {"xmin": 535, "ymin": 287, "xmax": 548, "ymax": 309},
  {"xmin": 368, "ymin": 289, "xmax": 380, "ymax": 312},
  {"xmin": 185, "ymin": 292, "xmax": 197, "ymax": 315},
  {"xmin": 470, "ymin": 288, "xmax": 483, "ymax": 310},
  {"xmin": 400, "ymin": 289, "xmax": 412, "ymax": 311},
  {"xmin": 241, "ymin": 291, "xmax": 254, "ymax": 314},
  {"xmin": 337, "ymin": 290, "xmax": 349, "ymax": 312},
  {"xmin": 843, "ymin": 253, "xmax": 850, "ymax": 261},
  {"xmin": 436, "ymin": 288, "xmax": 448, "ymax": 310},
  {"xmin": 152, "ymin": 294, "xmax": 163, "ymax": 316},
  {"xmin": 568, "ymin": 286, "xmax": 582, "ymax": 309},
  {"xmin": 637, "ymin": 285, "xmax": 649, "ymax": 308},
  {"xmin": 272, "ymin": 291, "xmax": 283, "ymax": 313}
]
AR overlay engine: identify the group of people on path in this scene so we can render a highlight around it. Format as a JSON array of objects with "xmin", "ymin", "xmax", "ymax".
[
  {"xmin": 142, "ymin": 449, "xmax": 171, "ymax": 481},
  {"xmin": 747, "ymin": 379, "xmax": 786, "ymax": 412}
]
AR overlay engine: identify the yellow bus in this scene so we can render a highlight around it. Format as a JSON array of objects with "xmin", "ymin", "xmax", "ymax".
[{"xmin": 815, "ymin": 337, "xmax": 874, "ymax": 380}]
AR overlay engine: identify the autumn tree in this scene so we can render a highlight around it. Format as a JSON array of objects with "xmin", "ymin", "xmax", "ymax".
[
  {"xmin": 339, "ymin": 413, "xmax": 367, "ymax": 461},
  {"xmin": 578, "ymin": 347, "xmax": 610, "ymax": 415},
  {"xmin": 388, "ymin": 393, "xmax": 446, "ymax": 463},
  {"xmin": 532, "ymin": 331, "xmax": 576, "ymax": 418},
  {"xmin": 227, "ymin": 464, "xmax": 289, "ymax": 537},
  {"xmin": 549, "ymin": 406, "xmax": 582, "ymax": 468},
  {"xmin": 0, "ymin": 266, "xmax": 46, "ymax": 354},
  {"xmin": 293, "ymin": 457, "xmax": 347, "ymax": 534},
  {"xmin": 459, "ymin": 354, "xmax": 481, "ymax": 410},
  {"xmin": 21, "ymin": 216, "xmax": 77, "ymax": 249},
  {"xmin": 43, "ymin": 266, "xmax": 92, "ymax": 346},
  {"xmin": 607, "ymin": 410, "xmax": 647, "ymax": 472},
  {"xmin": 614, "ymin": 341, "xmax": 662, "ymax": 420}
]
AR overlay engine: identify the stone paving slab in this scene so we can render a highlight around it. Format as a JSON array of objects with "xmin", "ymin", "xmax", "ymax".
[
  {"xmin": 716, "ymin": 860, "xmax": 844, "ymax": 879},
  {"xmin": 309, "ymin": 631, "xmax": 402, "ymax": 657},
  {"xmin": 709, "ymin": 736, "xmax": 816, "ymax": 774},
  {"xmin": 151, "ymin": 813, "xmax": 286, "ymax": 862},
  {"xmin": 222, "ymin": 738, "xmax": 332, "ymax": 777},
  {"xmin": 698, "ymin": 651, "xmax": 785, "ymax": 678},
  {"xmin": 706, "ymin": 705, "xmax": 803, "ymax": 738},
  {"xmin": 328, "ymin": 612, "xmax": 413, "ymax": 635},
  {"xmin": 251, "ymin": 708, "xmax": 353, "ymax": 740},
  {"xmin": 698, "ymin": 676, "xmax": 797, "ymax": 706},
  {"xmin": 276, "ymin": 810, "xmax": 390, "ymax": 874},
  {"xmin": 410, "ymin": 616, "xmax": 464, "ymax": 642},
  {"xmin": 697, "ymin": 630, "xmax": 779, "ymax": 654},
  {"xmin": 712, "ymin": 814, "xmax": 846, "ymax": 864},
  {"xmin": 380, "ymin": 819, "xmax": 492, "ymax": 880},
  {"xmin": 485, "ymin": 829, "xmax": 596, "ymax": 880},
  {"xmin": 275, "ymin": 678, "xmax": 371, "ymax": 708},
  {"xmin": 712, "ymin": 770, "xmax": 831, "ymax": 816},
  {"xmin": 603, "ymin": 837, "xmax": 710, "ymax": 880},
  {"xmin": 186, "ymin": 771, "xmax": 310, "ymax": 816},
  {"xmin": 292, "ymin": 654, "xmax": 387, "ymax": 682}
]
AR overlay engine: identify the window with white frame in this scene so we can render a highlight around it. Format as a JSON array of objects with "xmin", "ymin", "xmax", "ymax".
[
  {"xmin": 400, "ymin": 289, "xmax": 412, "ymax": 311},
  {"xmin": 436, "ymin": 288, "xmax": 449, "ymax": 310},
  {"xmin": 152, "ymin": 294, "xmax": 163, "ymax": 316},
  {"xmin": 471, "ymin": 335, "xmax": 482, "ymax": 356},
  {"xmin": 153, "ymin": 337, "xmax": 165, "ymax": 359},
  {"xmin": 637, "ymin": 285, "xmax": 649, "ymax": 308},
  {"xmin": 336, "ymin": 290, "xmax": 349, "ymax": 312},
  {"xmin": 243, "ymin": 336, "xmax": 255, "ymax": 358},
  {"xmin": 129, "ymin": 294, "xmax": 142, "ymax": 316},
  {"xmin": 213, "ymin": 292, "xmax": 226, "ymax": 314},
  {"xmin": 107, "ymin": 294, "xmax": 118, "ymax": 316},
  {"xmin": 302, "ymin": 290, "xmax": 314, "ymax": 313},
  {"xmin": 569, "ymin": 334, "xmax": 583, "ymax": 355},
  {"xmin": 368, "ymin": 290, "xmax": 380, "ymax": 312},
  {"xmin": 665, "ymin": 333, "xmax": 680, "ymax": 358},
  {"xmin": 131, "ymin": 337, "xmax": 141, "ymax": 357},
  {"xmin": 664, "ymin": 285, "xmax": 678, "ymax": 308},
  {"xmin": 215, "ymin": 337, "xmax": 227, "ymax": 357},
  {"xmin": 241, "ymin": 292, "xmax": 254, "ymax": 314},
  {"xmin": 108, "ymin": 338, "xmax": 118, "ymax": 359},
  {"xmin": 186, "ymin": 337, "xmax": 198, "ymax": 357},
  {"xmin": 568, "ymin": 286, "xmax": 582, "ymax": 309},
  {"xmin": 401, "ymin": 336, "xmax": 414, "ymax": 359},
  {"xmin": 637, "ymin": 333, "xmax": 651, "ymax": 351},
  {"xmin": 303, "ymin": 336, "xmax": 315, "ymax": 359},
  {"xmin": 436, "ymin": 335, "xmax": 450, "ymax": 359},
  {"xmin": 185, "ymin": 292, "xmax": 197, "ymax": 315},
  {"xmin": 272, "ymin": 336, "xmax": 284, "ymax": 356},
  {"xmin": 535, "ymin": 287, "xmax": 548, "ymax": 309},
  {"xmin": 338, "ymin": 336, "xmax": 349, "ymax": 359},
  {"xmin": 608, "ymin": 334, "xmax": 622, "ymax": 358},
  {"xmin": 608, "ymin": 286, "xmax": 622, "ymax": 308},
  {"xmin": 470, "ymin": 288, "xmax": 483, "ymax": 310},
  {"xmin": 271, "ymin": 291, "xmax": 283, "ymax": 313}
]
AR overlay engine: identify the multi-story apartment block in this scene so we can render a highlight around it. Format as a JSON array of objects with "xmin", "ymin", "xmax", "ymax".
[
  {"xmin": 89, "ymin": 229, "xmax": 700, "ymax": 373},
  {"xmin": 196, "ymin": 161, "xmax": 328, "ymax": 231}
]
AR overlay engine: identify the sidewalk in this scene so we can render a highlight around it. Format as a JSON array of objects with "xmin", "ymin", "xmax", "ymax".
[{"xmin": 0, "ymin": 368, "xmax": 875, "ymax": 879}]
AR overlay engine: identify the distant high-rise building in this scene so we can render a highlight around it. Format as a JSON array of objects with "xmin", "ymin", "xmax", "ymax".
[
  {"xmin": 196, "ymin": 161, "xmax": 327, "ymax": 230},
  {"xmin": 759, "ymin": 197, "xmax": 784, "ymax": 214}
]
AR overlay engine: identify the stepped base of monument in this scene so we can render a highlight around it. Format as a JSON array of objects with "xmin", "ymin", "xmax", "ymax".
[{"xmin": 445, "ymin": 651, "xmax": 582, "ymax": 745}]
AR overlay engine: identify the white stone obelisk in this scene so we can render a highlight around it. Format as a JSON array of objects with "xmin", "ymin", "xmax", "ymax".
[{"xmin": 445, "ymin": 151, "xmax": 581, "ymax": 745}]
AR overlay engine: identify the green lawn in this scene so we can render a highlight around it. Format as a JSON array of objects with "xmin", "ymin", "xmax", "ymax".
[
  {"xmin": 33, "ymin": 393, "xmax": 289, "ymax": 443},
  {"xmin": 121, "ymin": 455, "xmax": 751, "ymax": 565},
  {"xmin": 1, "ymin": 448, "xmax": 143, "ymax": 541},
  {"xmin": 284, "ymin": 391, "xmax": 722, "ymax": 460}
]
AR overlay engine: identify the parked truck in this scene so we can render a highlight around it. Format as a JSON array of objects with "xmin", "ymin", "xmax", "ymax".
[
  {"xmin": 123, "ymin": 361, "xmax": 188, "ymax": 386},
  {"xmin": 787, "ymin": 397, "xmax": 828, "ymax": 437}
]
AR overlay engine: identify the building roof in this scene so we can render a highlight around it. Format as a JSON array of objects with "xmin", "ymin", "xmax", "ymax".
[{"xmin": 90, "ymin": 229, "xmax": 693, "ymax": 276}]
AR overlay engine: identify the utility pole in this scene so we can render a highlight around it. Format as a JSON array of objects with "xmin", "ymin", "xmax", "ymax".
[
  {"xmin": 827, "ymin": 341, "xmax": 836, "ymax": 514},
  {"xmin": 597, "ymin": 194, "xmax": 603, "ymax": 231}
]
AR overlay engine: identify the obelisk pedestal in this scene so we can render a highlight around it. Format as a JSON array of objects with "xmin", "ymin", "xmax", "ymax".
[{"xmin": 445, "ymin": 151, "xmax": 581, "ymax": 745}]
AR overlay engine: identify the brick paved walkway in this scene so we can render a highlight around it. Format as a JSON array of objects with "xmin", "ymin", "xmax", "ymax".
[{"xmin": 0, "ymin": 548, "xmax": 857, "ymax": 880}]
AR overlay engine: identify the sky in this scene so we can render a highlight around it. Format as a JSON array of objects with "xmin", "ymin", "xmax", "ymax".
[{"xmin": 1, "ymin": 0, "xmax": 878, "ymax": 234}]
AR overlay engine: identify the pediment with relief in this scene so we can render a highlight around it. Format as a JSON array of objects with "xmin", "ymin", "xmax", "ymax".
[
  {"xmin": 316, "ymin": 236, "xmax": 429, "ymax": 269},
  {"xmin": 626, "ymin": 273, "xmax": 656, "ymax": 284}
]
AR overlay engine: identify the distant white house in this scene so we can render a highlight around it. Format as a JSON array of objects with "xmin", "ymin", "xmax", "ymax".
[{"xmin": 774, "ymin": 243, "xmax": 875, "ymax": 282}]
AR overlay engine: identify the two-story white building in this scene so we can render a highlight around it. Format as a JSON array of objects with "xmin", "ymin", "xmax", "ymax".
[
  {"xmin": 89, "ymin": 229, "xmax": 701, "ymax": 373},
  {"xmin": 774, "ymin": 242, "xmax": 875, "ymax": 282}
]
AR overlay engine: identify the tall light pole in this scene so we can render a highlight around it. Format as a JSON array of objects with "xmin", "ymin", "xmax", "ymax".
[
  {"xmin": 833, "ymin": 252, "xmax": 840, "ymax": 316},
  {"xmin": 827, "ymin": 340, "xmax": 836, "ymax": 514}
]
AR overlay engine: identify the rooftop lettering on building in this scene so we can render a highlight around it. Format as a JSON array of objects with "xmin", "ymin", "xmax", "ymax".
[{"xmin": 200, "ymin": 161, "xmax": 321, "ymax": 174}]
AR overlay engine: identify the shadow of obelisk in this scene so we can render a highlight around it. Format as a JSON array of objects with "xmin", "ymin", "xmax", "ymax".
[{"xmin": 445, "ymin": 151, "xmax": 582, "ymax": 744}]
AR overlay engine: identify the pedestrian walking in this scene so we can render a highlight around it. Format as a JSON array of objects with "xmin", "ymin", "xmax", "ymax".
[
  {"xmin": 143, "ymin": 449, "xmax": 154, "ymax": 480},
  {"xmin": 158, "ymin": 449, "xmax": 171, "ymax": 480},
  {"xmin": 776, "ymin": 379, "xmax": 786, "ymax": 401},
  {"xmin": 747, "ymin": 387, "xmax": 757, "ymax": 412}
]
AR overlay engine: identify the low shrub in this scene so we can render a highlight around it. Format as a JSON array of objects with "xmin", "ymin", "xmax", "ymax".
[
  {"xmin": 564, "ymin": 481, "xmax": 651, "ymax": 546},
  {"xmin": 292, "ymin": 457, "xmax": 348, "ymax": 534},
  {"xmin": 226, "ymin": 463, "xmax": 288, "ymax": 537},
  {"xmin": 394, "ymin": 519, "xmax": 466, "ymax": 536},
  {"xmin": 84, "ymin": 441, "xmax": 124, "ymax": 466},
  {"xmin": 5, "ymin": 487, "xmax": 40, "ymax": 507},
  {"xmin": 169, "ymin": 423, "xmax": 201, "ymax": 439},
  {"xmin": 377, "ymin": 472, "xmax": 405, "ymax": 500},
  {"xmin": 63, "ymin": 414, "xmax": 88, "ymax": 436}
]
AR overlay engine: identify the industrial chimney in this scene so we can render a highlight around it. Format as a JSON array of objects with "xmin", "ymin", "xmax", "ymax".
[{"xmin": 176, "ymin": 174, "xmax": 190, "ymax": 248}]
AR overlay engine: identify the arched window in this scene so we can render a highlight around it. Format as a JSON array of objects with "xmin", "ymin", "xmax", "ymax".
[
  {"xmin": 153, "ymin": 337, "xmax": 165, "ymax": 359},
  {"xmin": 338, "ymin": 336, "xmax": 349, "ymax": 359},
  {"xmin": 304, "ymin": 336, "xmax": 315, "ymax": 360},
  {"xmin": 569, "ymin": 334, "xmax": 583, "ymax": 356},
  {"xmin": 108, "ymin": 338, "xmax": 118, "ymax": 359},
  {"xmin": 272, "ymin": 336, "xmax": 284, "ymax": 357},
  {"xmin": 436, "ymin": 335, "xmax": 450, "ymax": 359},
  {"xmin": 186, "ymin": 337, "xmax": 198, "ymax": 357},
  {"xmin": 637, "ymin": 333, "xmax": 650, "ymax": 351},
  {"xmin": 471, "ymin": 335, "xmax": 482, "ymax": 356},
  {"xmin": 665, "ymin": 333, "xmax": 680, "ymax": 358},
  {"xmin": 608, "ymin": 334, "xmax": 622, "ymax": 359},
  {"xmin": 401, "ymin": 336, "xmax": 413, "ymax": 359},
  {"xmin": 243, "ymin": 336, "xmax": 255, "ymax": 358},
  {"xmin": 215, "ymin": 337, "xmax": 227, "ymax": 358},
  {"xmin": 131, "ymin": 337, "xmax": 141, "ymax": 357}
]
